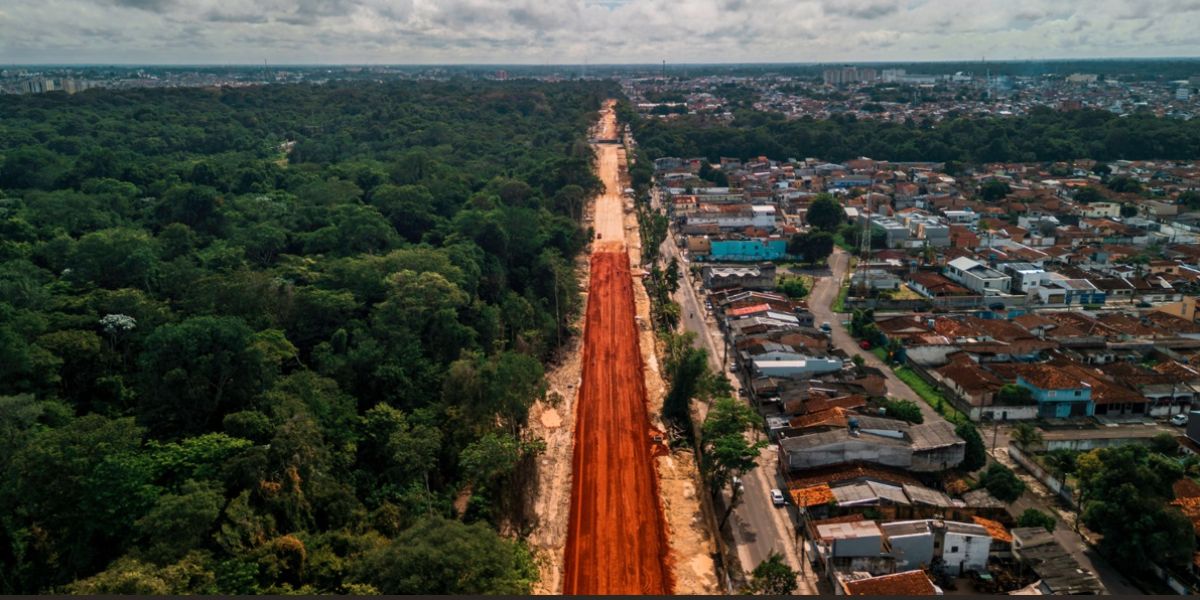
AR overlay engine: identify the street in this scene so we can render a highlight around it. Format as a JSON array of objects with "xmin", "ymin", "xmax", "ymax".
[
  {"xmin": 654, "ymin": 188, "xmax": 818, "ymax": 593},
  {"xmin": 807, "ymin": 247, "xmax": 943, "ymax": 424}
]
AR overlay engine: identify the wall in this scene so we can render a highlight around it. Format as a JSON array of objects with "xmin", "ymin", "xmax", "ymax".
[
  {"xmin": 888, "ymin": 533, "xmax": 934, "ymax": 572},
  {"xmin": 941, "ymin": 531, "xmax": 991, "ymax": 575},
  {"xmin": 1007, "ymin": 443, "xmax": 1076, "ymax": 505}
]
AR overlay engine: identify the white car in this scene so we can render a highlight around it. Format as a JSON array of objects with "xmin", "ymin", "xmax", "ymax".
[
  {"xmin": 770, "ymin": 488, "xmax": 787, "ymax": 506},
  {"xmin": 1171, "ymin": 414, "xmax": 1189, "ymax": 427}
]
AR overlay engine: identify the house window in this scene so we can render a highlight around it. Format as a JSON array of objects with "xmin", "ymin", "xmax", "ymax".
[
  {"xmin": 1074, "ymin": 390, "xmax": 1081, "ymax": 397},
  {"xmin": 951, "ymin": 546, "xmax": 960, "ymax": 553}
]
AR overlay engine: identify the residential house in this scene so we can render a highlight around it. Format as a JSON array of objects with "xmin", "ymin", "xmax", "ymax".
[
  {"xmin": 778, "ymin": 417, "xmax": 966, "ymax": 473},
  {"xmin": 1011, "ymin": 527, "xmax": 1105, "ymax": 595},
  {"xmin": 991, "ymin": 364, "xmax": 1094, "ymax": 418},
  {"xmin": 945, "ymin": 256, "xmax": 1012, "ymax": 295}
]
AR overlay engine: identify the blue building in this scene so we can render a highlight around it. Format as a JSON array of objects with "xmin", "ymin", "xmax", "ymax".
[
  {"xmin": 707, "ymin": 238, "xmax": 789, "ymax": 262},
  {"xmin": 1014, "ymin": 367, "xmax": 1094, "ymax": 418}
]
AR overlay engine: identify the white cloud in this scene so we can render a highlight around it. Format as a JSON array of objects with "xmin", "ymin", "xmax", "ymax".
[{"xmin": 0, "ymin": 0, "xmax": 1197, "ymax": 63}]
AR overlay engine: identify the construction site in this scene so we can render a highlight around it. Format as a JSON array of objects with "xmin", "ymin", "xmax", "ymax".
[{"xmin": 526, "ymin": 100, "xmax": 718, "ymax": 595}]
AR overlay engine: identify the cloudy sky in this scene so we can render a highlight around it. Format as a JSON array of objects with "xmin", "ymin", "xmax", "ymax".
[{"xmin": 2, "ymin": 0, "xmax": 1199, "ymax": 64}]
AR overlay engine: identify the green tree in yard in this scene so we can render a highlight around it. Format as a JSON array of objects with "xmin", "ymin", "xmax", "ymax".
[
  {"xmin": 1076, "ymin": 444, "xmax": 1193, "ymax": 573},
  {"xmin": 1106, "ymin": 175, "xmax": 1142, "ymax": 194},
  {"xmin": 353, "ymin": 516, "xmax": 537, "ymax": 594},
  {"xmin": 1011, "ymin": 422, "xmax": 1043, "ymax": 450},
  {"xmin": 996, "ymin": 384, "xmax": 1034, "ymax": 405},
  {"xmin": 1149, "ymin": 432, "xmax": 1180, "ymax": 455},
  {"xmin": 1073, "ymin": 186, "xmax": 1104, "ymax": 204},
  {"xmin": 880, "ymin": 398, "xmax": 923, "ymax": 424},
  {"xmin": 744, "ymin": 551, "xmax": 798, "ymax": 595},
  {"xmin": 777, "ymin": 277, "xmax": 808, "ymax": 299},
  {"xmin": 979, "ymin": 179, "xmax": 1012, "ymax": 202},
  {"xmin": 803, "ymin": 231, "xmax": 835, "ymax": 264},
  {"xmin": 1180, "ymin": 191, "xmax": 1200, "ymax": 210},
  {"xmin": 978, "ymin": 463, "xmax": 1026, "ymax": 503},
  {"xmin": 805, "ymin": 194, "xmax": 844, "ymax": 232},
  {"xmin": 1017, "ymin": 508, "xmax": 1057, "ymax": 533},
  {"xmin": 955, "ymin": 422, "xmax": 987, "ymax": 472},
  {"xmin": 1043, "ymin": 448, "xmax": 1077, "ymax": 485}
]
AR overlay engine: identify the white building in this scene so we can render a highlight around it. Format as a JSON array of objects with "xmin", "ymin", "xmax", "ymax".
[
  {"xmin": 753, "ymin": 357, "xmax": 844, "ymax": 379},
  {"xmin": 945, "ymin": 256, "xmax": 1012, "ymax": 295}
]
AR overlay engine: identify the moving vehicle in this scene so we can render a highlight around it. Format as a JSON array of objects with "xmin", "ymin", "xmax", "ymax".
[
  {"xmin": 770, "ymin": 488, "xmax": 787, "ymax": 506},
  {"xmin": 820, "ymin": 321, "xmax": 832, "ymax": 332},
  {"xmin": 1171, "ymin": 414, "xmax": 1189, "ymax": 426}
]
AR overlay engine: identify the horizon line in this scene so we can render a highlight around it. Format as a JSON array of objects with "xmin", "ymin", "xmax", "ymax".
[{"xmin": 4, "ymin": 55, "xmax": 1200, "ymax": 69}]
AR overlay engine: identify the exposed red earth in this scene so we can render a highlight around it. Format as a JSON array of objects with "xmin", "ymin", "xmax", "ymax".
[{"xmin": 562, "ymin": 248, "xmax": 673, "ymax": 595}]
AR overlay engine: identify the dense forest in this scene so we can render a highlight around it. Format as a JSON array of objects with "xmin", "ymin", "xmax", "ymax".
[
  {"xmin": 0, "ymin": 80, "xmax": 614, "ymax": 593},
  {"xmin": 630, "ymin": 106, "xmax": 1200, "ymax": 165}
]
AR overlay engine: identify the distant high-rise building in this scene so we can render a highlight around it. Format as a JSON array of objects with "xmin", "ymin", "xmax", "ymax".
[
  {"xmin": 495, "ymin": 69, "xmax": 508, "ymax": 81},
  {"xmin": 881, "ymin": 68, "xmax": 906, "ymax": 83},
  {"xmin": 1177, "ymin": 87, "xmax": 1191, "ymax": 101},
  {"xmin": 1065, "ymin": 73, "xmax": 1098, "ymax": 84},
  {"xmin": 823, "ymin": 66, "xmax": 878, "ymax": 86}
]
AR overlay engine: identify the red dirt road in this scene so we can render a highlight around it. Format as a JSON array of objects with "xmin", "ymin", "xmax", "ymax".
[{"xmin": 562, "ymin": 249, "xmax": 673, "ymax": 595}]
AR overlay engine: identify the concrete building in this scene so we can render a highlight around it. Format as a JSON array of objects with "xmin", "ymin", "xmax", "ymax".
[
  {"xmin": 702, "ymin": 263, "xmax": 777, "ymax": 290},
  {"xmin": 816, "ymin": 520, "xmax": 892, "ymax": 576},
  {"xmin": 881, "ymin": 520, "xmax": 993, "ymax": 575},
  {"xmin": 850, "ymin": 269, "xmax": 903, "ymax": 291},
  {"xmin": 945, "ymin": 257, "xmax": 1012, "ymax": 295},
  {"xmin": 905, "ymin": 214, "xmax": 951, "ymax": 247},
  {"xmin": 1035, "ymin": 274, "xmax": 1106, "ymax": 306},
  {"xmin": 704, "ymin": 238, "xmax": 788, "ymax": 261},
  {"xmin": 871, "ymin": 216, "xmax": 911, "ymax": 249},
  {"xmin": 778, "ymin": 417, "xmax": 965, "ymax": 473},
  {"xmin": 752, "ymin": 356, "xmax": 844, "ymax": 379},
  {"xmin": 1001, "ymin": 262, "xmax": 1048, "ymax": 294}
]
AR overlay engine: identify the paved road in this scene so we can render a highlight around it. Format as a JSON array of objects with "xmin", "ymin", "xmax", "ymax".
[
  {"xmin": 807, "ymin": 247, "xmax": 944, "ymax": 424},
  {"xmin": 654, "ymin": 190, "xmax": 818, "ymax": 594}
]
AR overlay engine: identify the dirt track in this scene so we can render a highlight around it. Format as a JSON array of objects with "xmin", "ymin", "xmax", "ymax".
[{"xmin": 562, "ymin": 250, "xmax": 673, "ymax": 595}]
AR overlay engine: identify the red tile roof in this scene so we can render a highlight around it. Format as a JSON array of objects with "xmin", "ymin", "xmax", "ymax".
[
  {"xmin": 972, "ymin": 516, "xmax": 1013, "ymax": 543},
  {"xmin": 842, "ymin": 570, "xmax": 939, "ymax": 596}
]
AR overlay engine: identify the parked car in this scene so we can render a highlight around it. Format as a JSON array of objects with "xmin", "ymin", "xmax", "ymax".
[
  {"xmin": 820, "ymin": 322, "xmax": 832, "ymax": 332},
  {"xmin": 770, "ymin": 488, "xmax": 787, "ymax": 506},
  {"xmin": 1137, "ymin": 301, "xmax": 1153, "ymax": 308},
  {"xmin": 1171, "ymin": 414, "xmax": 1189, "ymax": 426},
  {"xmin": 732, "ymin": 476, "xmax": 745, "ymax": 492},
  {"xmin": 859, "ymin": 340, "xmax": 871, "ymax": 350}
]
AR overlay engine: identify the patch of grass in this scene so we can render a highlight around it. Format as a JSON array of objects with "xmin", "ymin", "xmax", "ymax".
[
  {"xmin": 871, "ymin": 347, "xmax": 888, "ymax": 362},
  {"xmin": 833, "ymin": 232, "xmax": 855, "ymax": 252},
  {"xmin": 831, "ymin": 280, "xmax": 850, "ymax": 313},
  {"xmin": 894, "ymin": 366, "xmax": 969, "ymax": 425}
]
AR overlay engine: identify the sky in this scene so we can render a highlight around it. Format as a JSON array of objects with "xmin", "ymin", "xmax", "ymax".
[{"xmin": 2, "ymin": 0, "xmax": 1199, "ymax": 65}]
